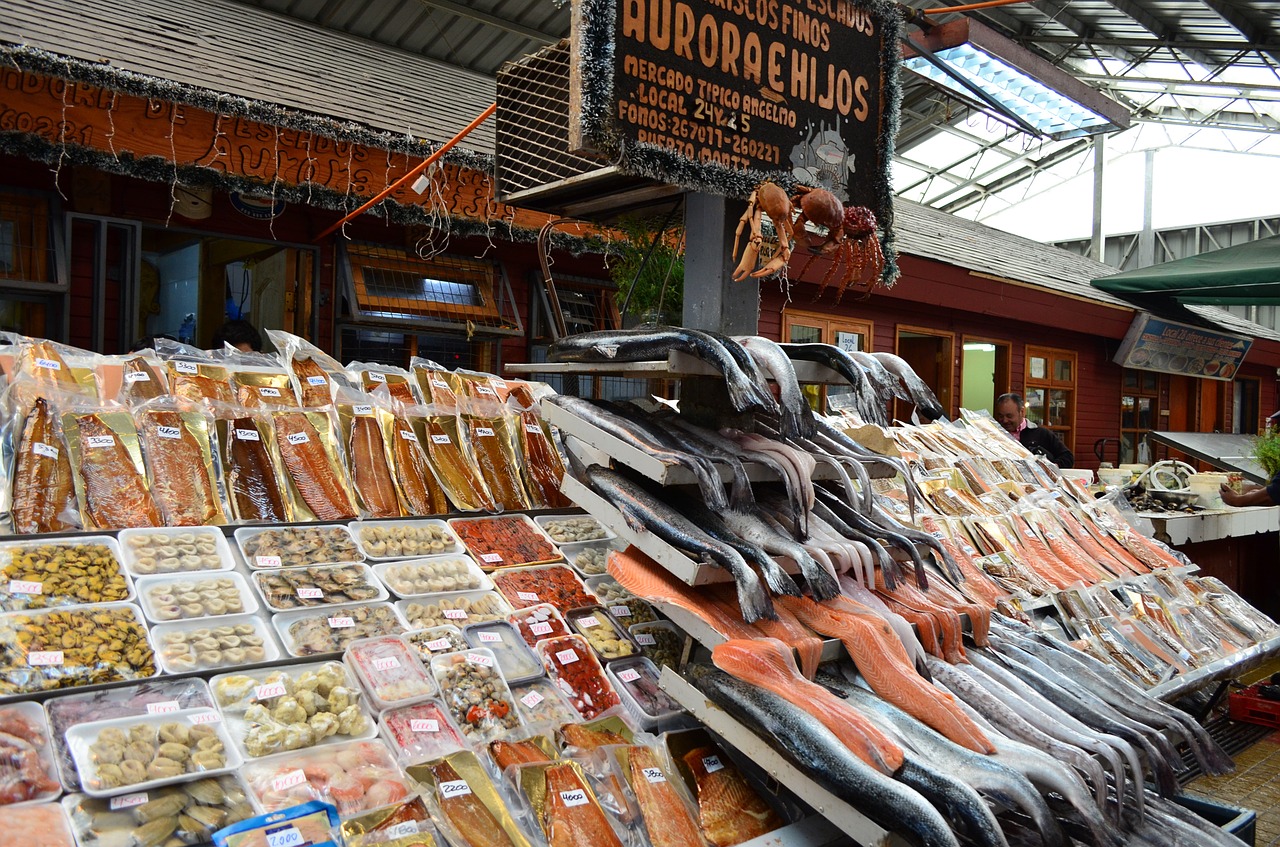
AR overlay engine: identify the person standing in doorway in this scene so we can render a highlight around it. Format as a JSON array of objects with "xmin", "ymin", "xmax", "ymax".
[{"xmin": 994, "ymin": 392, "xmax": 1075, "ymax": 468}]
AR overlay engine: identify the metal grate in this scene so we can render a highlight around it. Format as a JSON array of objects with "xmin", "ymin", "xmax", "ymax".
[
  {"xmin": 338, "ymin": 326, "xmax": 482, "ymax": 372},
  {"xmin": 495, "ymin": 40, "xmax": 604, "ymax": 198}
]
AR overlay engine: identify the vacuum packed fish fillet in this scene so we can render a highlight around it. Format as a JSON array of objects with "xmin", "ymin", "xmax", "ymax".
[
  {"xmin": 627, "ymin": 745, "xmax": 705, "ymax": 847},
  {"xmin": 226, "ymin": 417, "xmax": 289, "ymax": 522},
  {"xmin": 391, "ymin": 416, "xmax": 450, "ymax": 515},
  {"xmin": 683, "ymin": 745, "xmax": 782, "ymax": 847},
  {"xmin": 518, "ymin": 411, "xmax": 570, "ymax": 509},
  {"xmin": 75, "ymin": 413, "xmax": 161, "ymax": 528},
  {"xmin": 292, "ymin": 357, "xmax": 333, "ymax": 407},
  {"xmin": 274, "ymin": 411, "xmax": 357, "ymax": 520},
  {"xmin": 543, "ymin": 762, "xmax": 624, "ymax": 847},
  {"xmin": 429, "ymin": 760, "xmax": 516, "ymax": 847},
  {"xmin": 465, "ymin": 415, "xmax": 529, "ymax": 512},
  {"xmin": 139, "ymin": 408, "xmax": 222, "ymax": 526},
  {"xmin": 119, "ymin": 356, "xmax": 166, "ymax": 404},
  {"xmin": 423, "ymin": 416, "xmax": 496, "ymax": 512},
  {"xmin": 11, "ymin": 397, "xmax": 77, "ymax": 534},
  {"xmin": 350, "ymin": 415, "xmax": 402, "ymax": 518}
]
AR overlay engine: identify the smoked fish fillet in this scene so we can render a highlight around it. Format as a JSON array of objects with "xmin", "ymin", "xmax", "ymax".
[
  {"xmin": 423, "ymin": 416, "xmax": 496, "ymax": 512},
  {"xmin": 465, "ymin": 415, "xmax": 529, "ymax": 512},
  {"xmin": 119, "ymin": 356, "xmax": 166, "ymax": 405},
  {"xmin": 349, "ymin": 416, "xmax": 402, "ymax": 518},
  {"xmin": 543, "ymin": 763, "xmax": 624, "ymax": 847},
  {"xmin": 391, "ymin": 417, "xmax": 450, "ymax": 515},
  {"xmin": 626, "ymin": 746, "xmax": 706, "ymax": 847},
  {"xmin": 489, "ymin": 739, "xmax": 552, "ymax": 772},
  {"xmin": 292, "ymin": 357, "xmax": 332, "ymax": 407},
  {"xmin": 518, "ymin": 411, "xmax": 570, "ymax": 509},
  {"xmin": 19, "ymin": 342, "xmax": 76, "ymax": 389},
  {"xmin": 12, "ymin": 398, "xmax": 77, "ymax": 534},
  {"xmin": 226, "ymin": 417, "xmax": 288, "ymax": 522},
  {"xmin": 559, "ymin": 723, "xmax": 627, "ymax": 751},
  {"xmin": 172, "ymin": 371, "xmax": 234, "ymax": 405},
  {"xmin": 712, "ymin": 638, "xmax": 904, "ymax": 775},
  {"xmin": 429, "ymin": 760, "xmax": 516, "ymax": 847},
  {"xmin": 274, "ymin": 412, "xmax": 356, "ymax": 520},
  {"xmin": 682, "ymin": 746, "xmax": 781, "ymax": 847},
  {"xmin": 74, "ymin": 414, "xmax": 161, "ymax": 529},
  {"xmin": 138, "ymin": 409, "xmax": 222, "ymax": 526}
]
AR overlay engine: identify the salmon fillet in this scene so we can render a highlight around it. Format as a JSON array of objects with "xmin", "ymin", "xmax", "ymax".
[
  {"xmin": 466, "ymin": 415, "xmax": 530, "ymax": 512},
  {"xmin": 11, "ymin": 397, "xmax": 76, "ymax": 534},
  {"xmin": 139, "ymin": 409, "xmax": 222, "ymax": 526},
  {"xmin": 705, "ymin": 586, "xmax": 824, "ymax": 680},
  {"xmin": 518, "ymin": 412, "xmax": 570, "ymax": 509},
  {"xmin": 916, "ymin": 516, "xmax": 1007, "ymax": 607},
  {"xmin": 350, "ymin": 415, "xmax": 401, "ymax": 518},
  {"xmin": 607, "ymin": 549, "xmax": 758, "ymax": 642},
  {"xmin": 292, "ymin": 357, "xmax": 332, "ymax": 407},
  {"xmin": 560, "ymin": 723, "xmax": 627, "ymax": 751},
  {"xmin": 119, "ymin": 356, "xmax": 165, "ymax": 404},
  {"xmin": 391, "ymin": 417, "xmax": 450, "ymax": 515},
  {"xmin": 171, "ymin": 371, "xmax": 233, "ymax": 405},
  {"xmin": 682, "ymin": 746, "xmax": 781, "ymax": 847},
  {"xmin": 75, "ymin": 413, "xmax": 161, "ymax": 529},
  {"xmin": 489, "ymin": 739, "xmax": 552, "ymax": 771},
  {"xmin": 226, "ymin": 417, "xmax": 288, "ymax": 522},
  {"xmin": 543, "ymin": 763, "xmax": 623, "ymax": 847},
  {"xmin": 429, "ymin": 760, "xmax": 515, "ymax": 847},
  {"xmin": 627, "ymin": 746, "xmax": 705, "ymax": 847},
  {"xmin": 274, "ymin": 412, "xmax": 356, "ymax": 520}
]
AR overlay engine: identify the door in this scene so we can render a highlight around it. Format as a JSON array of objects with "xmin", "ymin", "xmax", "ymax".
[
  {"xmin": 67, "ymin": 214, "xmax": 141, "ymax": 353},
  {"xmin": 895, "ymin": 326, "xmax": 954, "ymax": 421},
  {"xmin": 781, "ymin": 309, "xmax": 873, "ymax": 412},
  {"xmin": 960, "ymin": 336, "xmax": 1010, "ymax": 415}
]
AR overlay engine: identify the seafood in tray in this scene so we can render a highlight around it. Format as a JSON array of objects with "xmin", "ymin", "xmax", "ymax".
[
  {"xmin": 378, "ymin": 700, "xmax": 466, "ymax": 765},
  {"xmin": 374, "ymin": 556, "xmax": 488, "ymax": 598},
  {"xmin": 236, "ymin": 525, "xmax": 363, "ymax": 569},
  {"xmin": 629, "ymin": 622, "xmax": 683, "ymax": 670},
  {"xmin": 536, "ymin": 635, "xmax": 620, "ymax": 720},
  {"xmin": 62, "ymin": 774, "xmax": 256, "ymax": 847},
  {"xmin": 561, "ymin": 539, "xmax": 624, "ymax": 577},
  {"xmin": 138, "ymin": 572, "xmax": 255, "ymax": 622},
  {"xmin": 567, "ymin": 606, "xmax": 638, "ymax": 662},
  {"xmin": 0, "ymin": 539, "xmax": 130, "ymax": 610},
  {"xmin": 354, "ymin": 521, "xmax": 460, "ymax": 560},
  {"xmin": 605, "ymin": 657, "xmax": 683, "ymax": 729},
  {"xmin": 152, "ymin": 617, "xmax": 277, "ymax": 674},
  {"xmin": 242, "ymin": 739, "xmax": 411, "ymax": 816},
  {"xmin": 6, "ymin": 803, "xmax": 75, "ymax": 847},
  {"xmin": 493, "ymin": 565, "xmax": 593, "ymax": 614},
  {"xmin": 253, "ymin": 564, "xmax": 386, "ymax": 610},
  {"xmin": 119, "ymin": 527, "xmax": 230, "ymax": 575},
  {"xmin": 0, "ymin": 604, "xmax": 157, "ymax": 696},
  {"xmin": 403, "ymin": 626, "xmax": 468, "ymax": 661},
  {"xmin": 463, "ymin": 621, "xmax": 543, "ymax": 685},
  {"xmin": 536, "ymin": 515, "xmax": 610, "ymax": 544},
  {"xmin": 430, "ymin": 649, "xmax": 523, "ymax": 743},
  {"xmin": 66, "ymin": 709, "xmax": 240, "ymax": 796},
  {"xmin": 276, "ymin": 603, "xmax": 405, "ymax": 657},
  {"xmin": 0, "ymin": 703, "xmax": 60, "ymax": 805},
  {"xmin": 212, "ymin": 661, "xmax": 376, "ymax": 759},
  {"xmin": 449, "ymin": 515, "xmax": 559, "ymax": 569},
  {"xmin": 507, "ymin": 603, "xmax": 572, "ymax": 648},
  {"xmin": 585, "ymin": 576, "xmax": 658, "ymax": 625},
  {"xmin": 398, "ymin": 590, "xmax": 511, "ymax": 630},
  {"xmin": 345, "ymin": 635, "xmax": 437, "ymax": 710},
  {"xmin": 511, "ymin": 679, "xmax": 580, "ymax": 728}
]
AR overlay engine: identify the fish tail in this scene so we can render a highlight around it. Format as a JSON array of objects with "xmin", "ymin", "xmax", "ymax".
[
  {"xmin": 734, "ymin": 575, "xmax": 776, "ymax": 624},
  {"xmin": 798, "ymin": 556, "xmax": 841, "ymax": 601},
  {"xmin": 755, "ymin": 556, "xmax": 802, "ymax": 598}
]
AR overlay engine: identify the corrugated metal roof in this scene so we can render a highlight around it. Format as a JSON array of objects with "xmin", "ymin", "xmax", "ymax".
[{"xmin": 0, "ymin": 0, "xmax": 498, "ymax": 152}]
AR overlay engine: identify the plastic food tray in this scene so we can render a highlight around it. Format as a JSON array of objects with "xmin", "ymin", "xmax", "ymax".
[
  {"xmin": 533, "ymin": 513, "xmax": 615, "ymax": 545},
  {"xmin": 584, "ymin": 576, "xmax": 659, "ymax": 626},
  {"xmin": 251, "ymin": 563, "xmax": 388, "ymax": 612},
  {"xmin": 0, "ymin": 701, "xmax": 61, "ymax": 806},
  {"xmin": 462, "ymin": 620, "xmax": 544, "ymax": 686},
  {"xmin": 0, "ymin": 536, "xmax": 133, "ymax": 611},
  {"xmin": 117, "ymin": 526, "xmax": 234, "ymax": 576},
  {"xmin": 10, "ymin": 802, "xmax": 75, "ymax": 846},
  {"xmin": 66, "ymin": 708, "xmax": 242, "ymax": 798},
  {"xmin": 0, "ymin": 602, "xmax": 159, "ymax": 697},
  {"xmin": 535, "ymin": 634, "xmax": 620, "ymax": 721},
  {"xmin": 566, "ymin": 605, "xmax": 640, "ymax": 663},
  {"xmin": 209, "ymin": 660, "xmax": 378, "ymax": 760},
  {"xmin": 493, "ymin": 564, "xmax": 594, "ymax": 614},
  {"xmin": 150, "ymin": 614, "xmax": 281, "ymax": 675},
  {"xmin": 628, "ymin": 620, "xmax": 684, "ymax": 669},
  {"xmin": 349, "ymin": 518, "xmax": 462, "ymax": 561},
  {"xmin": 273, "ymin": 602, "xmax": 406, "ymax": 658},
  {"xmin": 558, "ymin": 538, "xmax": 626, "ymax": 578},
  {"xmin": 403, "ymin": 625, "xmax": 468, "ymax": 662},
  {"xmin": 135, "ymin": 571, "xmax": 259, "ymax": 623},
  {"xmin": 61, "ymin": 773, "xmax": 255, "ymax": 847},
  {"xmin": 378, "ymin": 699, "xmax": 467, "ymax": 765},
  {"xmin": 605, "ymin": 656, "xmax": 685, "ymax": 730},
  {"xmin": 372, "ymin": 555, "xmax": 492, "ymax": 599},
  {"xmin": 447, "ymin": 514, "xmax": 561, "ymax": 569},
  {"xmin": 429, "ymin": 648, "xmax": 523, "ymax": 744},
  {"xmin": 396, "ymin": 590, "xmax": 512, "ymax": 631},
  {"xmin": 510, "ymin": 678, "xmax": 580, "ymax": 729},
  {"xmin": 234, "ymin": 524, "xmax": 364, "ymax": 569},
  {"xmin": 240, "ymin": 738, "xmax": 409, "ymax": 817},
  {"xmin": 507, "ymin": 603, "xmax": 572, "ymax": 648},
  {"xmin": 345, "ymin": 635, "xmax": 438, "ymax": 712}
]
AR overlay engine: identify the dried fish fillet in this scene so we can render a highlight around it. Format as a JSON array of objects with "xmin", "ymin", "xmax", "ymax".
[
  {"xmin": 138, "ymin": 409, "xmax": 223, "ymax": 526},
  {"xmin": 292, "ymin": 357, "xmax": 332, "ymax": 407},
  {"xmin": 274, "ymin": 412, "xmax": 357, "ymax": 520},
  {"xmin": 350, "ymin": 415, "xmax": 401, "ymax": 518},
  {"xmin": 170, "ymin": 367, "xmax": 233, "ymax": 406},
  {"xmin": 424, "ymin": 416, "xmax": 496, "ymax": 513},
  {"xmin": 12, "ymin": 397, "xmax": 77, "ymax": 534},
  {"xmin": 120, "ymin": 357, "xmax": 166, "ymax": 405},
  {"xmin": 519, "ymin": 411, "xmax": 570, "ymax": 509},
  {"xmin": 226, "ymin": 417, "xmax": 289, "ymax": 522},
  {"xmin": 465, "ymin": 415, "xmax": 529, "ymax": 512},
  {"xmin": 74, "ymin": 413, "xmax": 161, "ymax": 529},
  {"xmin": 391, "ymin": 417, "xmax": 450, "ymax": 515}
]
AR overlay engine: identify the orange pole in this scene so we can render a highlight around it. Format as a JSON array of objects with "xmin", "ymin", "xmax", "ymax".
[
  {"xmin": 921, "ymin": 0, "xmax": 1033, "ymax": 13},
  {"xmin": 313, "ymin": 102, "xmax": 497, "ymax": 242}
]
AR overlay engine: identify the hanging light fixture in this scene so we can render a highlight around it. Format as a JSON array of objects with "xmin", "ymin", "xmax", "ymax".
[{"xmin": 902, "ymin": 18, "xmax": 1131, "ymax": 139}]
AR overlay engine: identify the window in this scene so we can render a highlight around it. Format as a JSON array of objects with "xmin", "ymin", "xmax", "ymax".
[
  {"xmin": 1025, "ymin": 346, "xmax": 1076, "ymax": 451},
  {"xmin": 528, "ymin": 275, "xmax": 641, "ymax": 400},
  {"xmin": 782, "ymin": 309, "xmax": 873, "ymax": 412},
  {"xmin": 1120, "ymin": 370, "xmax": 1159, "ymax": 464},
  {"xmin": 0, "ymin": 192, "xmax": 54, "ymax": 284},
  {"xmin": 960, "ymin": 336, "xmax": 1010, "ymax": 414}
]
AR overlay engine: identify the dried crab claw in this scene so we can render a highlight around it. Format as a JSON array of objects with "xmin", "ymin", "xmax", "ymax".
[
  {"xmin": 810, "ymin": 204, "xmax": 885, "ymax": 302},
  {"xmin": 732, "ymin": 181, "xmax": 796, "ymax": 280}
]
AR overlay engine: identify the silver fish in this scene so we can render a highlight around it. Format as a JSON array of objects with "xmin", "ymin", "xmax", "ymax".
[
  {"xmin": 871, "ymin": 351, "xmax": 946, "ymax": 421},
  {"xmin": 720, "ymin": 507, "xmax": 841, "ymax": 601},
  {"xmin": 736, "ymin": 336, "xmax": 816, "ymax": 440},
  {"xmin": 848, "ymin": 349, "xmax": 906, "ymax": 403},
  {"xmin": 778, "ymin": 342, "xmax": 887, "ymax": 425}
]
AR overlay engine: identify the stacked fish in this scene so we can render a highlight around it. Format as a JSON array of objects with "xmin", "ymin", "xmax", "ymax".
[{"xmin": 0, "ymin": 332, "xmax": 568, "ymax": 533}]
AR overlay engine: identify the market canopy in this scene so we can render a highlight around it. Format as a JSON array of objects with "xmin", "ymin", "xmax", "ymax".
[{"xmin": 1092, "ymin": 236, "xmax": 1280, "ymax": 306}]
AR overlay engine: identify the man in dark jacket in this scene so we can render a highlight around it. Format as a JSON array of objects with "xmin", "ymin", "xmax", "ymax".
[{"xmin": 994, "ymin": 392, "xmax": 1074, "ymax": 468}]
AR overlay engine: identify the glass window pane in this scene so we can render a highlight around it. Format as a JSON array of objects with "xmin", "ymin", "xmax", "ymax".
[
  {"xmin": 1121, "ymin": 395, "xmax": 1136, "ymax": 429},
  {"xmin": 1120, "ymin": 432, "xmax": 1136, "ymax": 465},
  {"xmin": 1029, "ymin": 356, "xmax": 1047, "ymax": 380},
  {"xmin": 1025, "ymin": 388, "xmax": 1046, "ymax": 424},
  {"xmin": 1142, "ymin": 373, "xmax": 1158, "ymax": 392},
  {"xmin": 790, "ymin": 324, "xmax": 822, "ymax": 344},
  {"xmin": 1137, "ymin": 397, "xmax": 1153, "ymax": 429},
  {"xmin": 1123, "ymin": 372, "xmax": 1138, "ymax": 390},
  {"xmin": 1054, "ymin": 358, "xmax": 1072, "ymax": 382},
  {"xmin": 1048, "ymin": 388, "xmax": 1071, "ymax": 427}
]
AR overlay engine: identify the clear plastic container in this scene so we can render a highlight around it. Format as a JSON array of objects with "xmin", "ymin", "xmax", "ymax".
[
  {"xmin": 345, "ymin": 635, "xmax": 437, "ymax": 711},
  {"xmin": 136, "ymin": 571, "xmax": 258, "ymax": 623},
  {"xmin": 378, "ymin": 699, "xmax": 467, "ymax": 765},
  {"xmin": 566, "ymin": 605, "xmax": 640, "ymax": 663},
  {"xmin": 403, "ymin": 626, "xmax": 468, "ymax": 662},
  {"xmin": 210, "ymin": 660, "xmax": 377, "ymax": 760},
  {"xmin": 235, "ymin": 524, "xmax": 364, "ymax": 569},
  {"xmin": 10, "ymin": 802, "xmax": 75, "ymax": 847},
  {"xmin": 492, "ymin": 564, "xmax": 594, "ymax": 614},
  {"xmin": 429, "ymin": 649, "xmax": 523, "ymax": 744},
  {"xmin": 66, "ymin": 708, "xmax": 242, "ymax": 797},
  {"xmin": 273, "ymin": 602, "xmax": 406, "ymax": 658},
  {"xmin": 240, "ymin": 738, "xmax": 410, "ymax": 817},
  {"xmin": 0, "ymin": 536, "xmax": 132, "ymax": 611},
  {"xmin": 507, "ymin": 603, "xmax": 572, "ymax": 648},
  {"xmin": 151, "ymin": 614, "xmax": 280, "ymax": 675},
  {"xmin": 447, "ymin": 514, "xmax": 561, "ymax": 569},
  {"xmin": 372, "ymin": 555, "xmax": 491, "ymax": 599},
  {"xmin": 396, "ymin": 590, "xmax": 511, "ymax": 631},
  {"xmin": 0, "ymin": 602, "xmax": 158, "ymax": 697},
  {"xmin": 60, "ymin": 773, "xmax": 255, "ymax": 847},
  {"xmin": 462, "ymin": 620, "xmax": 543, "ymax": 685},
  {"xmin": 535, "ymin": 635, "xmax": 620, "ymax": 721},
  {"xmin": 628, "ymin": 621, "xmax": 684, "ymax": 670},
  {"xmin": 117, "ymin": 526, "xmax": 233, "ymax": 576},
  {"xmin": 605, "ymin": 656, "xmax": 685, "ymax": 731},
  {"xmin": 510, "ymin": 678, "xmax": 580, "ymax": 728},
  {"xmin": 558, "ymin": 538, "xmax": 625, "ymax": 578},
  {"xmin": 584, "ymin": 575, "xmax": 659, "ymax": 625},
  {"xmin": 350, "ymin": 518, "xmax": 462, "ymax": 560},
  {"xmin": 0, "ymin": 702, "xmax": 60, "ymax": 806},
  {"xmin": 533, "ymin": 514, "xmax": 614, "ymax": 545},
  {"xmin": 252, "ymin": 563, "xmax": 388, "ymax": 611}
]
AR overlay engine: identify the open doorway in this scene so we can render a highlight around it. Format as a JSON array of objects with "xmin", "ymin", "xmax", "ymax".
[
  {"xmin": 895, "ymin": 326, "xmax": 953, "ymax": 421},
  {"xmin": 960, "ymin": 336, "xmax": 1010, "ymax": 415}
]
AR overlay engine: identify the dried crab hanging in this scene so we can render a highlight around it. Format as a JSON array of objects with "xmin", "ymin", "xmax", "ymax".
[{"xmin": 813, "ymin": 204, "xmax": 885, "ymax": 303}]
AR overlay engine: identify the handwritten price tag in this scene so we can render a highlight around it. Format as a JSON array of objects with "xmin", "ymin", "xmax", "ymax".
[
  {"xmin": 520, "ymin": 690, "xmax": 544, "ymax": 708},
  {"xmin": 530, "ymin": 622, "xmax": 553, "ymax": 636},
  {"xmin": 328, "ymin": 616, "xmax": 355, "ymax": 628},
  {"xmin": 235, "ymin": 428, "xmax": 261, "ymax": 441},
  {"xmin": 271, "ymin": 769, "xmax": 308, "ymax": 792},
  {"xmin": 465, "ymin": 652, "xmax": 495, "ymax": 667},
  {"xmin": 387, "ymin": 823, "xmax": 419, "ymax": 839},
  {"xmin": 109, "ymin": 792, "xmax": 149, "ymax": 810},
  {"xmin": 156, "ymin": 425, "xmax": 182, "ymax": 439},
  {"xmin": 189, "ymin": 710, "xmax": 222, "ymax": 725},
  {"xmin": 174, "ymin": 361, "xmax": 199, "ymax": 374},
  {"xmin": 525, "ymin": 423, "xmax": 542, "ymax": 434},
  {"xmin": 475, "ymin": 427, "xmax": 495, "ymax": 437},
  {"xmin": 372, "ymin": 656, "xmax": 401, "ymax": 671},
  {"xmin": 617, "ymin": 669, "xmax": 641, "ymax": 683},
  {"xmin": 431, "ymin": 378, "xmax": 449, "ymax": 390},
  {"xmin": 439, "ymin": 779, "xmax": 472, "ymax": 798},
  {"xmin": 353, "ymin": 404, "xmax": 373, "ymax": 416},
  {"xmin": 259, "ymin": 387, "xmax": 282, "ymax": 397},
  {"xmin": 555, "ymin": 648, "xmax": 579, "ymax": 665},
  {"xmin": 576, "ymin": 616, "xmax": 600, "ymax": 629},
  {"xmin": 296, "ymin": 587, "xmax": 324, "ymax": 599},
  {"xmin": 286, "ymin": 432, "xmax": 310, "ymax": 445},
  {"xmin": 410, "ymin": 719, "xmax": 440, "ymax": 733},
  {"xmin": 559, "ymin": 789, "xmax": 588, "ymax": 807},
  {"xmin": 702, "ymin": 755, "xmax": 724, "ymax": 773},
  {"xmin": 32, "ymin": 442, "xmax": 58, "ymax": 460},
  {"xmin": 609, "ymin": 605, "xmax": 632, "ymax": 618},
  {"xmin": 635, "ymin": 633, "xmax": 657, "ymax": 646},
  {"xmin": 367, "ymin": 371, "xmax": 387, "ymax": 383},
  {"xmin": 306, "ymin": 375, "xmax": 328, "ymax": 386},
  {"xmin": 443, "ymin": 609, "xmax": 468, "ymax": 621},
  {"xmin": 146, "ymin": 700, "xmax": 181, "ymax": 715},
  {"xmin": 8, "ymin": 580, "xmax": 41, "ymax": 595},
  {"xmin": 34, "ymin": 357, "xmax": 61, "ymax": 370},
  {"xmin": 517, "ymin": 591, "xmax": 539, "ymax": 602},
  {"xmin": 480, "ymin": 553, "xmax": 503, "ymax": 564},
  {"xmin": 642, "ymin": 767, "xmax": 666, "ymax": 783},
  {"xmin": 85, "ymin": 435, "xmax": 115, "ymax": 449},
  {"xmin": 478, "ymin": 631, "xmax": 502, "ymax": 644},
  {"xmin": 256, "ymin": 555, "xmax": 283, "ymax": 568},
  {"xmin": 124, "ymin": 370, "xmax": 151, "ymax": 382},
  {"xmin": 28, "ymin": 651, "xmax": 62, "ymax": 666},
  {"xmin": 399, "ymin": 429, "xmax": 419, "ymax": 442},
  {"xmin": 267, "ymin": 827, "xmax": 303, "ymax": 847},
  {"xmin": 476, "ymin": 385, "xmax": 497, "ymax": 396},
  {"xmin": 425, "ymin": 638, "xmax": 452, "ymax": 652},
  {"xmin": 430, "ymin": 433, "xmax": 451, "ymax": 445},
  {"xmin": 256, "ymin": 683, "xmax": 288, "ymax": 700}
]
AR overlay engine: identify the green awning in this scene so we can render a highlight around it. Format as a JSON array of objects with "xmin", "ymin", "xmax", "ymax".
[{"xmin": 1092, "ymin": 235, "xmax": 1280, "ymax": 305}]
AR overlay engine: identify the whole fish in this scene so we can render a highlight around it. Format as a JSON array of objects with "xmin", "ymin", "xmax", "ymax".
[
  {"xmin": 736, "ymin": 336, "xmax": 815, "ymax": 440},
  {"xmin": 702, "ymin": 330, "xmax": 779, "ymax": 414},
  {"xmin": 847, "ymin": 349, "xmax": 906, "ymax": 403},
  {"xmin": 551, "ymin": 396, "xmax": 728, "ymax": 511},
  {"xmin": 673, "ymin": 496, "xmax": 801, "ymax": 599},
  {"xmin": 74, "ymin": 413, "xmax": 161, "ymax": 529},
  {"xmin": 807, "ymin": 497, "xmax": 904, "ymax": 590},
  {"xmin": 11, "ymin": 397, "xmax": 77, "ymax": 534},
  {"xmin": 583, "ymin": 465, "xmax": 774, "ymax": 622},
  {"xmin": 720, "ymin": 507, "xmax": 841, "ymax": 600},
  {"xmin": 817, "ymin": 489, "xmax": 926, "ymax": 588},
  {"xmin": 688, "ymin": 664, "xmax": 962, "ymax": 847},
  {"xmin": 779, "ymin": 343, "xmax": 887, "ymax": 425},
  {"xmin": 549, "ymin": 328, "xmax": 774, "ymax": 413},
  {"xmin": 620, "ymin": 407, "xmax": 756, "ymax": 512},
  {"xmin": 871, "ymin": 352, "xmax": 946, "ymax": 421}
]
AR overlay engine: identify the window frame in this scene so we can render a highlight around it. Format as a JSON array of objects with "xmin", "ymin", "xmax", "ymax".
[{"xmin": 1025, "ymin": 345, "xmax": 1077, "ymax": 451}]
